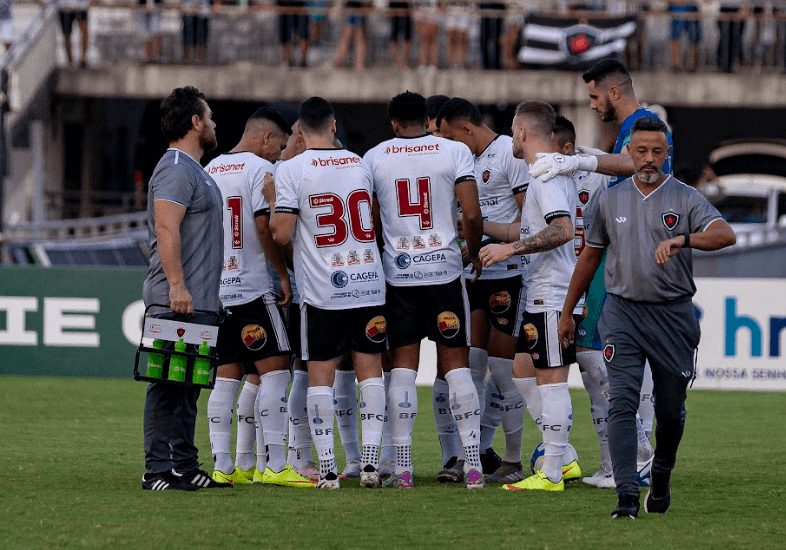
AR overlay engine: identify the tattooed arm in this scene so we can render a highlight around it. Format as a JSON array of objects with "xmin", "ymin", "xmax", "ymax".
[{"xmin": 478, "ymin": 215, "xmax": 573, "ymax": 268}]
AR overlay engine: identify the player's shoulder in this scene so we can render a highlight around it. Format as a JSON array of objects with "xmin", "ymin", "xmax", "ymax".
[{"xmin": 153, "ymin": 150, "xmax": 200, "ymax": 182}]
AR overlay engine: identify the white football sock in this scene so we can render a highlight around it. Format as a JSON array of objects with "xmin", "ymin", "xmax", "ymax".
[
  {"xmin": 513, "ymin": 377, "xmax": 542, "ymax": 430},
  {"xmin": 254, "ymin": 389, "xmax": 267, "ymax": 473},
  {"xmin": 333, "ymin": 370, "xmax": 361, "ymax": 463},
  {"xmin": 388, "ymin": 368, "xmax": 418, "ymax": 474},
  {"xmin": 444, "ymin": 367, "xmax": 482, "ymax": 470},
  {"xmin": 432, "ymin": 377, "xmax": 460, "ymax": 466},
  {"xmin": 480, "ymin": 377, "xmax": 500, "ymax": 453},
  {"xmin": 468, "ymin": 347, "xmax": 488, "ymax": 413},
  {"xmin": 379, "ymin": 372, "xmax": 395, "ymax": 465},
  {"xmin": 207, "ymin": 377, "xmax": 240, "ymax": 474},
  {"xmin": 259, "ymin": 370, "xmax": 291, "ymax": 473},
  {"xmin": 640, "ymin": 360, "xmax": 655, "ymax": 440},
  {"xmin": 357, "ymin": 377, "xmax": 385, "ymax": 469},
  {"xmin": 578, "ymin": 350, "xmax": 611, "ymax": 467},
  {"xmin": 307, "ymin": 385, "xmax": 337, "ymax": 478},
  {"xmin": 234, "ymin": 380, "xmax": 259, "ymax": 471},
  {"xmin": 287, "ymin": 369, "xmax": 311, "ymax": 468},
  {"xmin": 488, "ymin": 357, "xmax": 524, "ymax": 464},
  {"xmin": 538, "ymin": 382, "xmax": 571, "ymax": 483}
]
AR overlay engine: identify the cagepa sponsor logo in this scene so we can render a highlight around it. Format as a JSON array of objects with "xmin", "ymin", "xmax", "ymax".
[
  {"xmin": 395, "ymin": 253, "xmax": 411, "ymax": 270},
  {"xmin": 350, "ymin": 271, "xmax": 379, "ymax": 281},
  {"xmin": 221, "ymin": 276, "xmax": 242, "ymax": 286},
  {"xmin": 384, "ymin": 144, "xmax": 440, "ymax": 154},
  {"xmin": 413, "ymin": 253, "xmax": 446, "ymax": 264},
  {"xmin": 207, "ymin": 162, "xmax": 246, "ymax": 175},
  {"xmin": 331, "ymin": 270, "xmax": 349, "ymax": 288},
  {"xmin": 310, "ymin": 156, "xmax": 361, "ymax": 167}
]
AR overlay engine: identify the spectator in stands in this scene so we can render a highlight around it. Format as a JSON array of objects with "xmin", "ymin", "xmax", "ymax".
[
  {"xmin": 669, "ymin": 1, "xmax": 701, "ymax": 71},
  {"xmin": 59, "ymin": 0, "xmax": 90, "ymax": 67},
  {"xmin": 443, "ymin": 1, "xmax": 470, "ymax": 69},
  {"xmin": 717, "ymin": 0, "xmax": 748, "ymax": 72},
  {"xmin": 501, "ymin": 7, "xmax": 523, "ymax": 70},
  {"xmin": 137, "ymin": 0, "xmax": 164, "ymax": 63},
  {"xmin": 333, "ymin": 1, "xmax": 372, "ymax": 71},
  {"xmin": 415, "ymin": 1, "xmax": 440, "ymax": 70},
  {"xmin": 389, "ymin": 1, "xmax": 413, "ymax": 68},
  {"xmin": 0, "ymin": 0, "xmax": 12, "ymax": 52},
  {"xmin": 182, "ymin": 0, "xmax": 217, "ymax": 63},
  {"xmin": 279, "ymin": 0, "xmax": 310, "ymax": 67},
  {"xmin": 479, "ymin": 1, "xmax": 505, "ymax": 70},
  {"xmin": 309, "ymin": 0, "xmax": 329, "ymax": 44}
]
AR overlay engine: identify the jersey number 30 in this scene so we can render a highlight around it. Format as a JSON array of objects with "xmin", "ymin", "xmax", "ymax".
[{"xmin": 310, "ymin": 190, "xmax": 375, "ymax": 247}]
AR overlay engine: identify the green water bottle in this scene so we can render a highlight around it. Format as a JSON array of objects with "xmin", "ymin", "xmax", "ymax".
[
  {"xmin": 169, "ymin": 338, "xmax": 187, "ymax": 382},
  {"xmin": 146, "ymin": 339, "xmax": 165, "ymax": 379},
  {"xmin": 192, "ymin": 341, "xmax": 211, "ymax": 386}
]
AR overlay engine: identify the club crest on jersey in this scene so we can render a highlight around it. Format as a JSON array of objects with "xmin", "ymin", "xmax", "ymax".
[
  {"xmin": 397, "ymin": 237, "xmax": 410, "ymax": 250},
  {"xmin": 578, "ymin": 189, "xmax": 590, "ymax": 206},
  {"xmin": 363, "ymin": 248, "xmax": 375, "ymax": 263},
  {"xmin": 242, "ymin": 324, "xmax": 267, "ymax": 350},
  {"xmin": 331, "ymin": 252, "xmax": 345, "ymax": 267},
  {"xmin": 413, "ymin": 236, "xmax": 426, "ymax": 250},
  {"xmin": 489, "ymin": 291, "xmax": 512, "ymax": 314},
  {"xmin": 437, "ymin": 311, "xmax": 460, "ymax": 339},
  {"xmin": 365, "ymin": 316, "xmax": 387, "ymax": 343},
  {"xmin": 603, "ymin": 344, "xmax": 615, "ymax": 363},
  {"xmin": 428, "ymin": 234, "xmax": 442, "ymax": 248},
  {"xmin": 331, "ymin": 270, "xmax": 349, "ymax": 288},
  {"xmin": 394, "ymin": 253, "xmax": 411, "ymax": 269},
  {"xmin": 523, "ymin": 323, "xmax": 538, "ymax": 349},
  {"xmin": 662, "ymin": 212, "xmax": 680, "ymax": 231},
  {"xmin": 481, "ymin": 169, "xmax": 491, "ymax": 184},
  {"xmin": 347, "ymin": 250, "xmax": 360, "ymax": 266}
]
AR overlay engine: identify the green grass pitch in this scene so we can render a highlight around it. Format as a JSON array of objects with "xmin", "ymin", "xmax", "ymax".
[{"xmin": 1, "ymin": 376, "xmax": 784, "ymax": 550}]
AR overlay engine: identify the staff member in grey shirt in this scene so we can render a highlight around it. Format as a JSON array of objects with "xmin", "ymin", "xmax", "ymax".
[
  {"xmin": 557, "ymin": 117, "xmax": 735, "ymax": 518},
  {"xmin": 141, "ymin": 86, "xmax": 230, "ymax": 491}
]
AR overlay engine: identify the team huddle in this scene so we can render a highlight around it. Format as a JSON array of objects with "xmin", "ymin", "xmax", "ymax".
[{"xmin": 142, "ymin": 60, "xmax": 736, "ymax": 519}]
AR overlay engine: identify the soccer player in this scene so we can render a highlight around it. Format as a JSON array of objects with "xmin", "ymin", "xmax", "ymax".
[
  {"xmin": 558, "ymin": 116, "xmax": 735, "ymax": 518},
  {"xmin": 364, "ymin": 91, "xmax": 486, "ymax": 489},
  {"xmin": 437, "ymin": 97, "xmax": 529, "ymax": 483},
  {"xmin": 479, "ymin": 101, "xmax": 582, "ymax": 492},
  {"xmin": 142, "ymin": 86, "xmax": 229, "ymax": 491},
  {"xmin": 530, "ymin": 59, "xmax": 675, "ymax": 469},
  {"xmin": 268, "ymin": 97, "xmax": 387, "ymax": 489},
  {"xmin": 205, "ymin": 107, "xmax": 316, "ymax": 488}
]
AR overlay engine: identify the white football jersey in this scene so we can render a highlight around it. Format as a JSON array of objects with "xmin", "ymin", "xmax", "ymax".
[
  {"xmin": 465, "ymin": 134, "xmax": 529, "ymax": 280},
  {"xmin": 274, "ymin": 149, "xmax": 385, "ymax": 310},
  {"xmin": 364, "ymin": 135, "xmax": 475, "ymax": 287},
  {"xmin": 520, "ymin": 171, "xmax": 583, "ymax": 314},
  {"xmin": 572, "ymin": 169, "xmax": 612, "ymax": 256},
  {"xmin": 205, "ymin": 152, "xmax": 275, "ymax": 307}
]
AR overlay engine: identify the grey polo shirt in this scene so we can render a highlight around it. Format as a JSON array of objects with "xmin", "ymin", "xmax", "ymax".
[
  {"xmin": 143, "ymin": 148, "xmax": 224, "ymax": 313},
  {"xmin": 586, "ymin": 176, "xmax": 723, "ymax": 302}
]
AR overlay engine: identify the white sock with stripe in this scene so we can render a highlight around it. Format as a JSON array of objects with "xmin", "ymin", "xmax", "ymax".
[
  {"xmin": 259, "ymin": 370, "xmax": 292, "ymax": 473},
  {"xmin": 468, "ymin": 347, "xmax": 488, "ymax": 419},
  {"xmin": 287, "ymin": 369, "xmax": 311, "ymax": 468},
  {"xmin": 379, "ymin": 371, "xmax": 395, "ymax": 465},
  {"xmin": 433, "ymin": 377, "xmax": 460, "ymax": 466},
  {"xmin": 387, "ymin": 368, "xmax": 418, "ymax": 474},
  {"xmin": 357, "ymin": 377, "xmax": 385, "ymax": 469},
  {"xmin": 513, "ymin": 376, "xmax": 542, "ymax": 430},
  {"xmin": 488, "ymin": 357, "xmax": 524, "ymax": 464},
  {"xmin": 480, "ymin": 377, "xmax": 500, "ymax": 453},
  {"xmin": 444, "ymin": 367, "xmax": 482, "ymax": 470},
  {"xmin": 207, "ymin": 377, "xmax": 240, "ymax": 474},
  {"xmin": 334, "ymin": 370, "xmax": 361, "ymax": 463},
  {"xmin": 254, "ymin": 388, "xmax": 267, "ymax": 474},
  {"xmin": 538, "ymin": 382, "xmax": 571, "ymax": 483},
  {"xmin": 234, "ymin": 380, "xmax": 258, "ymax": 472},
  {"xmin": 307, "ymin": 385, "xmax": 337, "ymax": 477}
]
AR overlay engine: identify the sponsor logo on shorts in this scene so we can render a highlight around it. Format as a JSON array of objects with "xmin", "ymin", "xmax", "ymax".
[
  {"xmin": 242, "ymin": 324, "xmax": 267, "ymax": 350},
  {"xmin": 496, "ymin": 317, "xmax": 508, "ymax": 326},
  {"xmin": 395, "ymin": 253, "xmax": 411, "ymax": 269},
  {"xmin": 578, "ymin": 189, "xmax": 590, "ymax": 206},
  {"xmin": 481, "ymin": 169, "xmax": 491, "ymax": 184},
  {"xmin": 523, "ymin": 323, "xmax": 538, "ymax": 349},
  {"xmin": 662, "ymin": 211, "xmax": 680, "ymax": 231},
  {"xmin": 331, "ymin": 270, "xmax": 349, "ymax": 288},
  {"xmin": 603, "ymin": 343, "xmax": 615, "ymax": 363},
  {"xmin": 489, "ymin": 290, "xmax": 512, "ymax": 314},
  {"xmin": 437, "ymin": 311, "xmax": 460, "ymax": 339},
  {"xmin": 365, "ymin": 316, "xmax": 387, "ymax": 344}
]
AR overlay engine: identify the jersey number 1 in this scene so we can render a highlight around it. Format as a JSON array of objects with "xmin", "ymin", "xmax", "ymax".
[
  {"xmin": 310, "ymin": 190, "xmax": 375, "ymax": 247},
  {"xmin": 226, "ymin": 196, "xmax": 242, "ymax": 249}
]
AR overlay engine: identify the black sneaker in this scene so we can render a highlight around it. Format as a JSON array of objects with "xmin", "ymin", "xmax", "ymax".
[
  {"xmin": 142, "ymin": 471, "xmax": 199, "ymax": 491},
  {"xmin": 480, "ymin": 447, "xmax": 502, "ymax": 475},
  {"xmin": 644, "ymin": 471, "xmax": 672, "ymax": 514},
  {"xmin": 611, "ymin": 494, "xmax": 640, "ymax": 519},
  {"xmin": 173, "ymin": 468, "xmax": 233, "ymax": 489},
  {"xmin": 436, "ymin": 457, "xmax": 464, "ymax": 483}
]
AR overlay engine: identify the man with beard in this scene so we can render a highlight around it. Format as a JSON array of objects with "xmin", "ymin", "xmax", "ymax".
[
  {"xmin": 142, "ymin": 86, "xmax": 231, "ymax": 491},
  {"xmin": 557, "ymin": 116, "xmax": 735, "ymax": 518}
]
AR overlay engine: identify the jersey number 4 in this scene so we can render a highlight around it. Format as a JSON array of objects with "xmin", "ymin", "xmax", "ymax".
[
  {"xmin": 395, "ymin": 177, "xmax": 432, "ymax": 230},
  {"xmin": 310, "ymin": 190, "xmax": 375, "ymax": 247}
]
